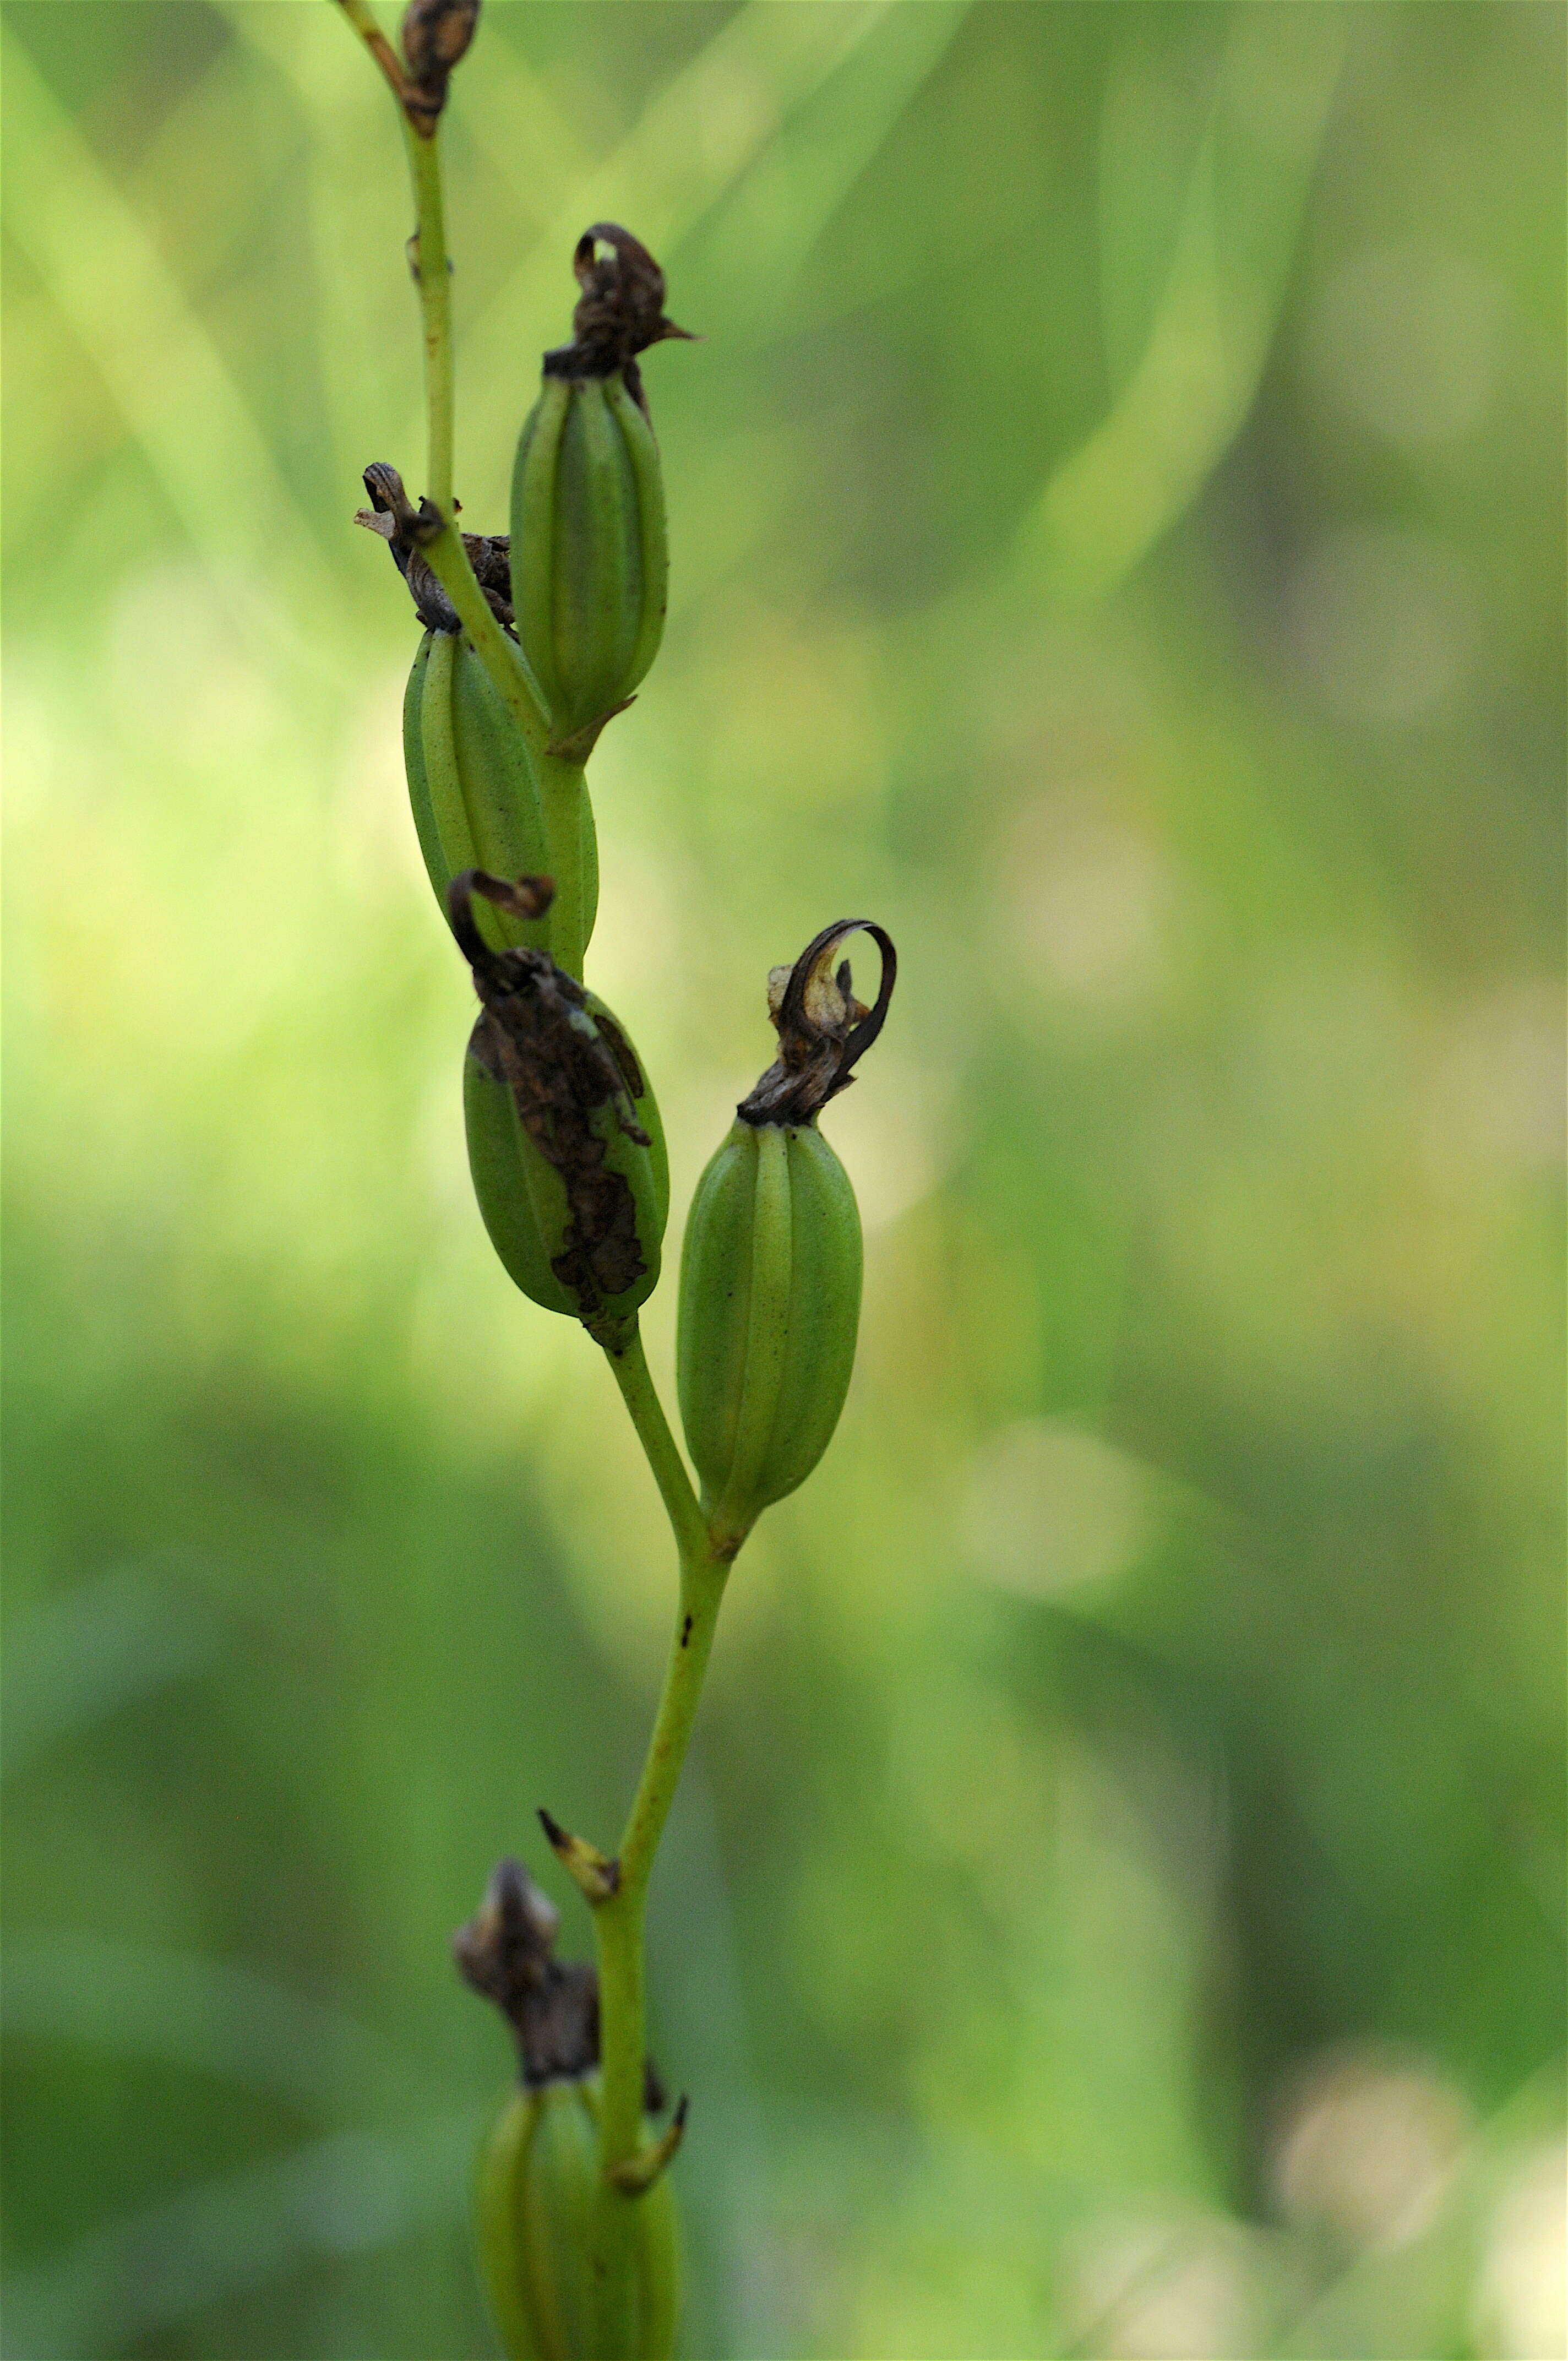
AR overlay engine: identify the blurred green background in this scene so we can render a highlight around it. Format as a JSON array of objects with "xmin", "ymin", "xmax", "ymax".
[{"xmin": 4, "ymin": 4, "xmax": 1564, "ymax": 2356}]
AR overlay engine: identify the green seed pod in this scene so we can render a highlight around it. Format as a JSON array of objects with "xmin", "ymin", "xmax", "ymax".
[
  {"xmin": 510, "ymin": 226, "xmax": 692, "ymax": 748},
  {"xmin": 677, "ymin": 920, "xmax": 896, "ymax": 1551},
  {"xmin": 361, "ymin": 463, "xmax": 598, "ymax": 975},
  {"xmin": 405, "ymin": 625, "xmax": 598, "ymax": 969},
  {"xmin": 679, "ymin": 1119, "xmax": 863, "ymax": 1547},
  {"xmin": 452, "ymin": 872, "xmax": 668, "ymax": 1353},
  {"xmin": 475, "ymin": 2082, "xmax": 680, "ymax": 2361},
  {"xmin": 455, "ymin": 1863, "xmax": 681, "ymax": 2361}
]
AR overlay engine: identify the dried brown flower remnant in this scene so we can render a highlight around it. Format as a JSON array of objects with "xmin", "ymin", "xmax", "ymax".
[
  {"xmin": 400, "ymin": 0, "xmax": 479, "ymax": 130},
  {"xmin": 454, "ymin": 1858, "xmax": 600, "ymax": 2085},
  {"xmin": 543, "ymin": 224, "xmax": 695, "ymax": 409},
  {"xmin": 737, "ymin": 919, "xmax": 897, "ymax": 1128},
  {"xmin": 357, "ymin": 461, "xmax": 513, "ymax": 634},
  {"xmin": 454, "ymin": 1859, "xmax": 666, "ymax": 2108}
]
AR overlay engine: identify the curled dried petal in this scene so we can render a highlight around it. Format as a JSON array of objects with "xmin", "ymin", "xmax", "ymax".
[
  {"xmin": 542, "ymin": 223, "xmax": 695, "ymax": 404},
  {"xmin": 357, "ymin": 461, "xmax": 513, "ymax": 632},
  {"xmin": 738, "ymin": 920, "xmax": 897, "ymax": 1127}
]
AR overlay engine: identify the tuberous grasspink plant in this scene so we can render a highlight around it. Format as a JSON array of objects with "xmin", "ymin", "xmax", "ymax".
[{"xmin": 335, "ymin": 4, "xmax": 897, "ymax": 2354}]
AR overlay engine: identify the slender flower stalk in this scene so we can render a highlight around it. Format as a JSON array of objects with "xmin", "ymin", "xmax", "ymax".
[
  {"xmin": 606, "ymin": 1329, "xmax": 709, "ymax": 1565},
  {"xmin": 334, "ymin": 0, "xmax": 456, "ymax": 510},
  {"xmin": 337, "ymin": 0, "xmax": 591, "ymax": 980},
  {"xmin": 335, "ymin": 9, "xmax": 896, "ymax": 2352},
  {"xmin": 590, "ymin": 1338, "xmax": 728, "ymax": 2338},
  {"xmin": 399, "ymin": 117, "xmax": 455, "ymax": 512},
  {"xmin": 335, "ymin": 15, "xmax": 712, "ymax": 2343},
  {"xmin": 579, "ymin": 1494, "xmax": 728, "ymax": 2352}
]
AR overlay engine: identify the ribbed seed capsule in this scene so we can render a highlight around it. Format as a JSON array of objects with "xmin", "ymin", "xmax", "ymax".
[
  {"xmin": 453, "ymin": 872, "xmax": 668, "ymax": 1353},
  {"xmin": 511, "ymin": 371, "xmax": 664, "ymax": 743},
  {"xmin": 358, "ymin": 462, "xmax": 599, "ymax": 976},
  {"xmin": 455, "ymin": 1863, "xmax": 682, "ymax": 2361},
  {"xmin": 476, "ymin": 2082, "xmax": 680, "ymax": 2361},
  {"xmin": 510, "ymin": 226, "xmax": 690, "ymax": 747},
  {"xmin": 677, "ymin": 921, "xmax": 896, "ymax": 1552},
  {"xmin": 678, "ymin": 1120, "xmax": 863, "ymax": 1548},
  {"xmin": 406, "ymin": 625, "xmax": 597, "ymax": 970}
]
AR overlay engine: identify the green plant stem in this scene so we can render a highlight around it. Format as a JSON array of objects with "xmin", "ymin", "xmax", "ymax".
[
  {"xmin": 334, "ymin": 2, "xmax": 595, "ymax": 978},
  {"xmin": 339, "ymin": 17, "xmax": 704, "ymax": 2354},
  {"xmin": 333, "ymin": 0, "xmax": 404, "ymax": 93},
  {"xmin": 376, "ymin": 29, "xmax": 594, "ymax": 980},
  {"xmin": 593, "ymin": 1331, "xmax": 732, "ymax": 2354},
  {"xmin": 399, "ymin": 115, "xmax": 454, "ymax": 515},
  {"xmin": 606, "ymin": 1328, "xmax": 709, "ymax": 1568},
  {"xmin": 332, "ymin": 1, "xmax": 451, "ymax": 511}
]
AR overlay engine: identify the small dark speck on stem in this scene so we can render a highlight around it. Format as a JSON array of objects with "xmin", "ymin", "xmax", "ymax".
[{"xmin": 680, "ymin": 1615, "xmax": 693, "ymax": 1647}]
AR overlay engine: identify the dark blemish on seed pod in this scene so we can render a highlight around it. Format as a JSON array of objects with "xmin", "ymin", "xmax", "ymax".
[{"xmin": 449, "ymin": 871, "xmax": 652, "ymax": 1338}]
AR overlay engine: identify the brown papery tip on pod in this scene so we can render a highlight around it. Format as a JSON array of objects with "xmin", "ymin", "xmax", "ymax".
[
  {"xmin": 452, "ymin": 1858, "xmax": 600, "ymax": 2087},
  {"xmin": 400, "ymin": 0, "xmax": 480, "ymax": 129},
  {"xmin": 737, "ymin": 920, "xmax": 897, "ymax": 1128},
  {"xmin": 542, "ymin": 224, "xmax": 696, "ymax": 405},
  {"xmin": 453, "ymin": 1857, "xmax": 667, "ymax": 2106},
  {"xmin": 445, "ymin": 869, "xmax": 557, "ymax": 973}
]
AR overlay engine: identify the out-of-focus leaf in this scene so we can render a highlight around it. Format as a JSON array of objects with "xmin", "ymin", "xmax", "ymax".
[
  {"xmin": 2, "ymin": 1939, "xmax": 421, "ymax": 2110},
  {"xmin": 2, "ymin": 1566, "xmax": 224, "ymax": 1780},
  {"xmin": 3, "ymin": 2107, "xmax": 484, "ymax": 2359},
  {"xmin": 1023, "ymin": 4, "xmax": 1346, "ymax": 603}
]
